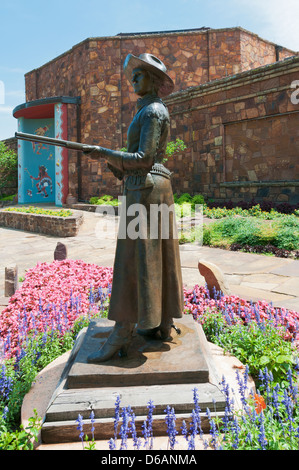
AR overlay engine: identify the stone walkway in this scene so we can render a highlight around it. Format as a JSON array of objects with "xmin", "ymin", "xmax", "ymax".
[{"xmin": 0, "ymin": 208, "xmax": 299, "ymax": 311}]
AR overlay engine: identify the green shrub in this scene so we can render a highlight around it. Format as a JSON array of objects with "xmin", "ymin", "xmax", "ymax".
[
  {"xmin": 0, "ymin": 142, "xmax": 17, "ymax": 197},
  {"xmin": 275, "ymin": 226, "xmax": 299, "ymax": 251},
  {"xmin": 191, "ymin": 194, "xmax": 205, "ymax": 207},
  {"xmin": 89, "ymin": 195, "xmax": 119, "ymax": 206},
  {"xmin": 0, "ymin": 194, "xmax": 16, "ymax": 202},
  {"xmin": 89, "ymin": 197, "xmax": 99, "ymax": 204},
  {"xmin": 0, "ymin": 409, "xmax": 42, "ymax": 450},
  {"xmin": 203, "ymin": 225, "xmax": 212, "ymax": 245},
  {"xmin": 177, "ymin": 193, "xmax": 192, "ymax": 204},
  {"xmin": 214, "ymin": 321, "xmax": 296, "ymax": 384}
]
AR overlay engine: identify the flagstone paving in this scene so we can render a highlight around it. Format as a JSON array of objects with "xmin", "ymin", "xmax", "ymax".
[{"xmin": 0, "ymin": 208, "xmax": 298, "ymax": 311}]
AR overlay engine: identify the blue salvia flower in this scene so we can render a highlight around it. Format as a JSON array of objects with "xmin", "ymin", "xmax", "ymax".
[
  {"xmin": 236, "ymin": 369, "xmax": 247, "ymax": 407},
  {"xmin": 220, "ymin": 375, "xmax": 234, "ymax": 414},
  {"xmin": 190, "ymin": 408, "xmax": 198, "ymax": 440},
  {"xmin": 271, "ymin": 383, "xmax": 282, "ymax": 421},
  {"xmin": 245, "ymin": 432, "xmax": 253, "ymax": 445},
  {"xmin": 142, "ymin": 419, "xmax": 150, "ymax": 449},
  {"xmin": 76, "ymin": 413, "xmax": 85, "ymax": 449},
  {"xmin": 0, "ymin": 364, "xmax": 13, "ymax": 401},
  {"xmin": 222, "ymin": 406, "xmax": 231, "ymax": 434},
  {"xmin": 114, "ymin": 395, "xmax": 121, "ymax": 442},
  {"xmin": 146, "ymin": 400, "xmax": 155, "ymax": 450},
  {"xmin": 90, "ymin": 410, "xmax": 95, "ymax": 441},
  {"xmin": 1, "ymin": 406, "xmax": 9, "ymax": 421},
  {"xmin": 287, "ymin": 367, "xmax": 298, "ymax": 403},
  {"xmin": 108, "ymin": 437, "xmax": 116, "ymax": 450},
  {"xmin": 165, "ymin": 405, "xmax": 178, "ymax": 450},
  {"xmin": 120, "ymin": 407, "xmax": 129, "ymax": 450},
  {"xmin": 181, "ymin": 419, "xmax": 189, "ymax": 446},
  {"xmin": 231, "ymin": 416, "xmax": 241, "ymax": 450},
  {"xmin": 282, "ymin": 388, "xmax": 295, "ymax": 435},
  {"xmin": 258, "ymin": 413, "xmax": 267, "ymax": 450},
  {"xmin": 188, "ymin": 434, "xmax": 196, "ymax": 450},
  {"xmin": 206, "ymin": 408, "xmax": 219, "ymax": 450},
  {"xmin": 130, "ymin": 411, "xmax": 142, "ymax": 450}
]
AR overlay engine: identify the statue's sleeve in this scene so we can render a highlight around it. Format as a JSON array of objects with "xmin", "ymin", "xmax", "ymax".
[{"xmin": 101, "ymin": 105, "xmax": 164, "ymax": 173}]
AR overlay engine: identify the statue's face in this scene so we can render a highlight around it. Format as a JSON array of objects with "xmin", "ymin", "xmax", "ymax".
[{"xmin": 132, "ymin": 67, "xmax": 153, "ymax": 96}]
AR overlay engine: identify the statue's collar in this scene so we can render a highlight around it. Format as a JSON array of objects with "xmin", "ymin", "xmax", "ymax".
[{"xmin": 136, "ymin": 93, "xmax": 163, "ymax": 111}]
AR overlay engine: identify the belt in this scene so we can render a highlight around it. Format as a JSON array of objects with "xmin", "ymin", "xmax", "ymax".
[
  {"xmin": 124, "ymin": 163, "xmax": 172, "ymax": 180},
  {"xmin": 150, "ymin": 163, "xmax": 172, "ymax": 179}
]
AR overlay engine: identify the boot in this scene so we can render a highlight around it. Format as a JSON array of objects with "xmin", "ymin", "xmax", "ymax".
[
  {"xmin": 87, "ymin": 321, "xmax": 135, "ymax": 363},
  {"xmin": 137, "ymin": 319, "xmax": 181, "ymax": 341}
]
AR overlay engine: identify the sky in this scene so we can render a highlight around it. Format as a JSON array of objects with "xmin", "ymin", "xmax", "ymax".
[{"xmin": 0, "ymin": 0, "xmax": 298, "ymax": 140}]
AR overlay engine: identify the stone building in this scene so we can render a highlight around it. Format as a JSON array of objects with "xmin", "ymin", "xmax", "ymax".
[{"xmin": 12, "ymin": 27, "xmax": 299, "ymax": 205}]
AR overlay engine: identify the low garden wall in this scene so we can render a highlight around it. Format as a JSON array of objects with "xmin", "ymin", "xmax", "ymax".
[
  {"xmin": 0, "ymin": 209, "xmax": 83, "ymax": 237},
  {"xmin": 65, "ymin": 202, "xmax": 120, "ymax": 216}
]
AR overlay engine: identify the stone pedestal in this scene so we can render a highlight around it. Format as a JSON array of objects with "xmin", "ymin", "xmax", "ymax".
[{"xmin": 41, "ymin": 316, "xmax": 227, "ymax": 444}]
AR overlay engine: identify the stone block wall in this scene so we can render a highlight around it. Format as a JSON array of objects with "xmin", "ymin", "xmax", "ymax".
[
  {"xmin": 165, "ymin": 56, "xmax": 299, "ymax": 205},
  {"xmin": 0, "ymin": 209, "xmax": 83, "ymax": 237},
  {"xmin": 23, "ymin": 27, "xmax": 297, "ymax": 202}
]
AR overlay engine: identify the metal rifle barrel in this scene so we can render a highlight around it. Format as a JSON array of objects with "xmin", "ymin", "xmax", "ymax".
[{"xmin": 15, "ymin": 132, "xmax": 84, "ymax": 150}]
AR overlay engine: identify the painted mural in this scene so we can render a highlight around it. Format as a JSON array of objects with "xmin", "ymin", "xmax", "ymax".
[
  {"xmin": 18, "ymin": 118, "xmax": 55, "ymax": 203},
  {"xmin": 17, "ymin": 102, "xmax": 68, "ymax": 206}
]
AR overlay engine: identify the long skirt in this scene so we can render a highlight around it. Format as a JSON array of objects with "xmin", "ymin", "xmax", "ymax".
[{"xmin": 108, "ymin": 174, "xmax": 184, "ymax": 329}]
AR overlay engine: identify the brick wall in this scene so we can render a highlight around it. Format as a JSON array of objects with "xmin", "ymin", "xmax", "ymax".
[
  {"xmin": 23, "ymin": 27, "xmax": 297, "ymax": 202},
  {"xmin": 164, "ymin": 56, "xmax": 299, "ymax": 205},
  {"xmin": 0, "ymin": 208, "xmax": 83, "ymax": 237}
]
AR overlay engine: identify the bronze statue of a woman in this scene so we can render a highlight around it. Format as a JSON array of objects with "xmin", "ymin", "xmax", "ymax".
[{"xmin": 84, "ymin": 53, "xmax": 184, "ymax": 363}]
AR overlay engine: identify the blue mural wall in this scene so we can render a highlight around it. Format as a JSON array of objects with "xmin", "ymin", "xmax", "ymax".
[{"xmin": 18, "ymin": 118, "xmax": 55, "ymax": 203}]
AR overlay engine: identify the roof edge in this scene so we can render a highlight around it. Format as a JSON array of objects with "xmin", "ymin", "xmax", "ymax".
[{"xmin": 25, "ymin": 26, "xmax": 297, "ymax": 77}]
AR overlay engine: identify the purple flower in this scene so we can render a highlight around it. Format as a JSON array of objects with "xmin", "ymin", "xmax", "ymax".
[
  {"xmin": 0, "ymin": 364, "xmax": 13, "ymax": 401},
  {"xmin": 130, "ymin": 411, "xmax": 141, "ymax": 450},
  {"xmin": 1, "ymin": 406, "xmax": 9, "ymax": 421},
  {"xmin": 108, "ymin": 437, "xmax": 116, "ymax": 450},
  {"xmin": 146, "ymin": 400, "xmax": 155, "ymax": 449},
  {"xmin": 120, "ymin": 407, "xmax": 130, "ymax": 450},
  {"xmin": 258, "ymin": 413, "xmax": 267, "ymax": 450},
  {"xmin": 76, "ymin": 413, "xmax": 85, "ymax": 448},
  {"xmin": 165, "ymin": 405, "xmax": 178, "ymax": 450},
  {"xmin": 90, "ymin": 410, "xmax": 95, "ymax": 441},
  {"xmin": 206, "ymin": 408, "xmax": 219, "ymax": 449},
  {"xmin": 113, "ymin": 395, "xmax": 121, "ymax": 442}
]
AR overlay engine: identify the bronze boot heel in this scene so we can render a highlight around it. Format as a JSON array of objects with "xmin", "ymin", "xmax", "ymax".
[{"xmin": 87, "ymin": 322, "xmax": 135, "ymax": 363}]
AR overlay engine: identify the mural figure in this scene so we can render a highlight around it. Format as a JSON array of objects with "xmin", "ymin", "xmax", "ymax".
[
  {"xmin": 32, "ymin": 126, "xmax": 51, "ymax": 154},
  {"xmin": 26, "ymin": 165, "xmax": 53, "ymax": 198}
]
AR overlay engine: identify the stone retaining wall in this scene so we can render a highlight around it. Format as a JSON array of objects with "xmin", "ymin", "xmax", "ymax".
[
  {"xmin": 0, "ymin": 209, "xmax": 83, "ymax": 237},
  {"xmin": 64, "ymin": 202, "xmax": 120, "ymax": 216}
]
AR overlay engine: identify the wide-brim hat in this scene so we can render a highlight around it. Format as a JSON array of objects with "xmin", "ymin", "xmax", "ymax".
[{"xmin": 123, "ymin": 53, "xmax": 174, "ymax": 97}]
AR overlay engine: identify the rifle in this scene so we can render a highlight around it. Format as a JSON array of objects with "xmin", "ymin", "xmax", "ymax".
[{"xmin": 15, "ymin": 132, "xmax": 94, "ymax": 152}]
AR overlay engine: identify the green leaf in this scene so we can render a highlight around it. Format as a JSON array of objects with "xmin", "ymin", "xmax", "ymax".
[
  {"xmin": 276, "ymin": 354, "xmax": 292, "ymax": 364},
  {"xmin": 259, "ymin": 356, "xmax": 271, "ymax": 365}
]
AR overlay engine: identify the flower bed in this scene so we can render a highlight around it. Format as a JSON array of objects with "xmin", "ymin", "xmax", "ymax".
[
  {"xmin": 1, "ymin": 260, "xmax": 299, "ymax": 449},
  {"xmin": 0, "ymin": 259, "xmax": 113, "ymax": 358},
  {"xmin": 0, "ymin": 206, "xmax": 83, "ymax": 237}
]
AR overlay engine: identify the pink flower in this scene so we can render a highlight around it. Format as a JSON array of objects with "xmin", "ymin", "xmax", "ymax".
[{"xmin": 0, "ymin": 259, "xmax": 113, "ymax": 358}]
